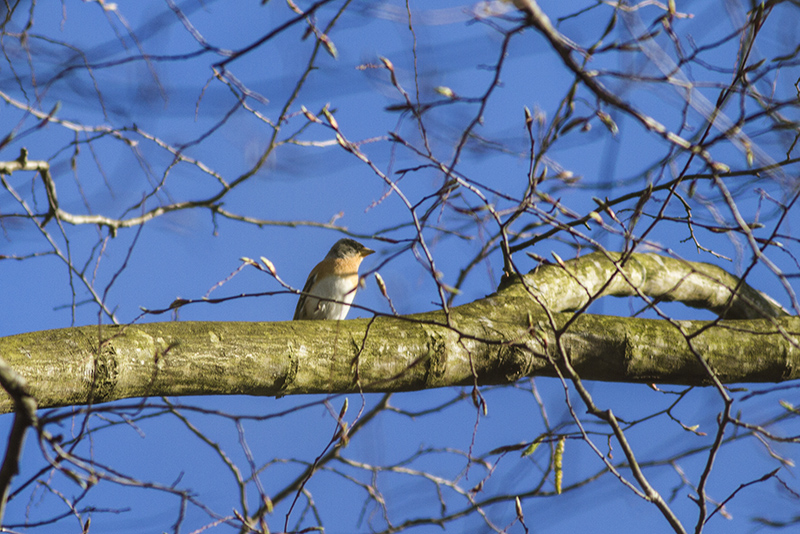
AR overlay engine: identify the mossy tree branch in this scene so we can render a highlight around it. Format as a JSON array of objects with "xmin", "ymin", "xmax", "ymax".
[{"xmin": 0, "ymin": 252, "xmax": 796, "ymax": 413}]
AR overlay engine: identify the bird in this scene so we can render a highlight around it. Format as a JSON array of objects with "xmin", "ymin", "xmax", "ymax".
[{"xmin": 293, "ymin": 238, "xmax": 375, "ymax": 321}]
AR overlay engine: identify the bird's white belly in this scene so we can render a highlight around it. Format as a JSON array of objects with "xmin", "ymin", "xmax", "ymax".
[{"xmin": 305, "ymin": 275, "xmax": 357, "ymax": 320}]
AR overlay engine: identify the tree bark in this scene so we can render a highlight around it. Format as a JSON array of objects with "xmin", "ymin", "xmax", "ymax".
[{"xmin": 0, "ymin": 252, "xmax": 796, "ymax": 412}]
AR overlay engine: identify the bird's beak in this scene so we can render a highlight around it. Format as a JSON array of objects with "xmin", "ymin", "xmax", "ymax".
[{"xmin": 361, "ymin": 248, "xmax": 375, "ymax": 257}]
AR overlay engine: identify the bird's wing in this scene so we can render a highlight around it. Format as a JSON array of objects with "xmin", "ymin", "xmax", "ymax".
[{"xmin": 292, "ymin": 266, "xmax": 320, "ymax": 320}]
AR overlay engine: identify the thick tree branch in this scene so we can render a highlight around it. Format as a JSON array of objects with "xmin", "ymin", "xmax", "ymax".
[
  {"xmin": 506, "ymin": 252, "xmax": 788, "ymax": 319},
  {"xmin": 0, "ymin": 253, "xmax": 796, "ymax": 412}
]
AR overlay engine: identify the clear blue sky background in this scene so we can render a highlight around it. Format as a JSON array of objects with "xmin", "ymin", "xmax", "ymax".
[{"xmin": 1, "ymin": 1, "xmax": 798, "ymax": 533}]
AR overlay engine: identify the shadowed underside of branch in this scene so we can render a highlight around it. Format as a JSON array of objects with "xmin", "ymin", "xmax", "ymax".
[{"xmin": 0, "ymin": 253, "xmax": 796, "ymax": 412}]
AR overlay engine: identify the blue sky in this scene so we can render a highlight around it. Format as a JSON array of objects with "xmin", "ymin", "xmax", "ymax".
[{"xmin": 1, "ymin": 1, "xmax": 799, "ymax": 533}]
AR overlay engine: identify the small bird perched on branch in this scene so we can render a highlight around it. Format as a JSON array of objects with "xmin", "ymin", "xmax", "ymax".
[{"xmin": 293, "ymin": 238, "xmax": 375, "ymax": 321}]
